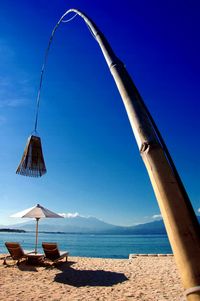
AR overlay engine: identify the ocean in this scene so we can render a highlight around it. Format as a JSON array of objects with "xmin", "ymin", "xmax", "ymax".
[{"xmin": 0, "ymin": 232, "xmax": 172, "ymax": 258}]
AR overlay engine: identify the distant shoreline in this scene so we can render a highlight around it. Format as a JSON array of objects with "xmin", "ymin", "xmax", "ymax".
[
  {"xmin": 38, "ymin": 231, "xmax": 169, "ymax": 235},
  {"xmin": 0, "ymin": 228, "xmax": 26, "ymax": 233},
  {"xmin": 0, "ymin": 229, "xmax": 168, "ymax": 235}
]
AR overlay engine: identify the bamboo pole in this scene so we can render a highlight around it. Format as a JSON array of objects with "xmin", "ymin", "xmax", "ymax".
[
  {"xmin": 38, "ymin": 9, "xmax": 200, "ymax": 300},
  {"xmin": 70, "ymin": 9, "xmax": 200, "ymax": 300}
]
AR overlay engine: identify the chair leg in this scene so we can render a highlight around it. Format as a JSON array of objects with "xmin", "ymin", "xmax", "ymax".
[
  {"xmin": 3, "ymin": 255, "xmax": 10, "ymax": 265},
  {"xmin": 3, "ymin": 256, "xmax": 15, "ymax": 266}
]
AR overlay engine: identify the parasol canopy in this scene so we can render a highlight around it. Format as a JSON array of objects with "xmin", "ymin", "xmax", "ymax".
[{"xmin": 11, "ymin": 204, "xmax": 63, "ymax": 253}]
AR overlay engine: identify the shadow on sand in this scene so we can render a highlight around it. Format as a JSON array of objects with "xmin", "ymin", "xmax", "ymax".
[
  {"xmin": 53, "ymin": 261, "xmax": 128, "ymax": 287},
  {"xmin": 18, "ymin": 262, "xmax": 38, "ymax": 272},
  {"xmin": 2, "ymin": 260, "xmax": 38, "ymax": 272}
]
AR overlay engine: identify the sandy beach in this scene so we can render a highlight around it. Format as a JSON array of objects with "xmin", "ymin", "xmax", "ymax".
[{"xmin": 0, "ymin": 255, "xmax": 185, "ymax": 301}]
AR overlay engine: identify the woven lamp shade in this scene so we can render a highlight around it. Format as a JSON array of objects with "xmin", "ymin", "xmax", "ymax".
[{"xmin": 16, "ymin": 135, "xmax": 46, "ymax": 177}]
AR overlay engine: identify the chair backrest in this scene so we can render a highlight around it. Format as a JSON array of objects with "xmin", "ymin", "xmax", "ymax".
[
  {"xmin": 5, "ymin": 242, "xmax": 24, "ymax": 260},
  {"xmin": 42, "ymin": 242, "xmax": 60, "ymax": 261}
]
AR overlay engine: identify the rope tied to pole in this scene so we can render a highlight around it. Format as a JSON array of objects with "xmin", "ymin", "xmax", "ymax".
[{"xmin": 62, "ymin": 13, "xmax": 78, "ymax": 23}]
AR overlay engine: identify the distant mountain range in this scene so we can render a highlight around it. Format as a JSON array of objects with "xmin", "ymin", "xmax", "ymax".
[{"xmin": 1, "ymin": 215, "xmax": 200, "ymax": 235}]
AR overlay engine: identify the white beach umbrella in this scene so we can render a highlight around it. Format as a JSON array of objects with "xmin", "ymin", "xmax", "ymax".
[{"xmin": 11, "ymin": 204, "xmax": 63, "ymax": 253}]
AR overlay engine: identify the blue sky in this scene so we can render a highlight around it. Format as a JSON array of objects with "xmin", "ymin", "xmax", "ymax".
[{"xmin": 0, "ymin": 0, "xmax": 199, "ymax": 226}]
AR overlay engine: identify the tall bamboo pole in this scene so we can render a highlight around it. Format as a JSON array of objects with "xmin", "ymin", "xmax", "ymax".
[{"xmin": 40, "ymin": 9, "xmax": 200, "ymax": 300}]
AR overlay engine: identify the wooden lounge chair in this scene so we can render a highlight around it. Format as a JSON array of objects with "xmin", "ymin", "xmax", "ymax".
[
  {"xmin": 42, "ymin": 242, "xmax": 69, "ymax": 263},
  {"xmin": 4, "ymin": 242, "xmax": 34, "ymax": 265}
]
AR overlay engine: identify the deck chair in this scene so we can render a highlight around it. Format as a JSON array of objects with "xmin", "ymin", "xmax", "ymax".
[
  {"xmin": 42, "ymin": 242, "xmax": 69, "ymax": 264},
  {"xmin": 4, "ymin": 242, "xmax": 34, "ymax": 265}
]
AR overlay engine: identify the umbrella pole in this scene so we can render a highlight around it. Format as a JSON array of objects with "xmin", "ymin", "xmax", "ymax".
[{"xmin": 35, "ymin": 218, "xmax": 40, "ymax": 254}]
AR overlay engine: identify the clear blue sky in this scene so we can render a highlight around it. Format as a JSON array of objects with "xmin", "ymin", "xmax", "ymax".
[{"xmin": 0, "ymin": 0, "xmax": 199, "ymax": 226}]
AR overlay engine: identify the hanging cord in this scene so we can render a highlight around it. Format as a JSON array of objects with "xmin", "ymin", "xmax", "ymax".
[
  {"xmin": 62, "ymin": 13, "xmax": 77, "ymax": 23},
  {"xmin": 33, "ymin": 13, "xmax": 78, "ymax": 134},
  {"xmin": 86, "ymin": 23, "xmax": 97, "ymax": 40}
]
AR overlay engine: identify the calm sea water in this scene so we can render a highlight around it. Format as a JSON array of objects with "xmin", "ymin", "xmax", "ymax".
[{"xmin": 0, "ymin": 232, "xmax": 172, "ymax": 258}]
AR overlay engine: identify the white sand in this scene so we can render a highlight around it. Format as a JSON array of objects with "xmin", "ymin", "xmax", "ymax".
[{"xmin": 0, "ymin": 255, "xmax": 185, "ymax": 300}]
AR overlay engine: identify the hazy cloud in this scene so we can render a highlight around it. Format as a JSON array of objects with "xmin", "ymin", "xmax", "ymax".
[
  {"xmin": 152, "ymin": 214, "xmax": 162, "ymax": 219},
  {"xmin": 0, "ymin": 98, "xmax": 29, "ymax": 108},
  {"xmin": 0, "ymin": 40, "xmax": 15, "ymax": 58},
  {"xmin": 0, "ymin": 76, "xmax": 33, "ymax": 109},
  {"xmin": 198, "ymin": 208, "xmax": 200, "ymax": 213},
  {"xmin": 0, "ymin": 116, "xmax": 6, "ymax": 125},
  {"xmin": 59, "ymin": 212, "xmax": 83, "ymax": 218},
  {"xmin": 0, "ymin": 40, "xmax": 34, "ymax": 110},
  {"xmin": 0, "ymin": 77, "xmax": 11, "ymax": 87}
]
